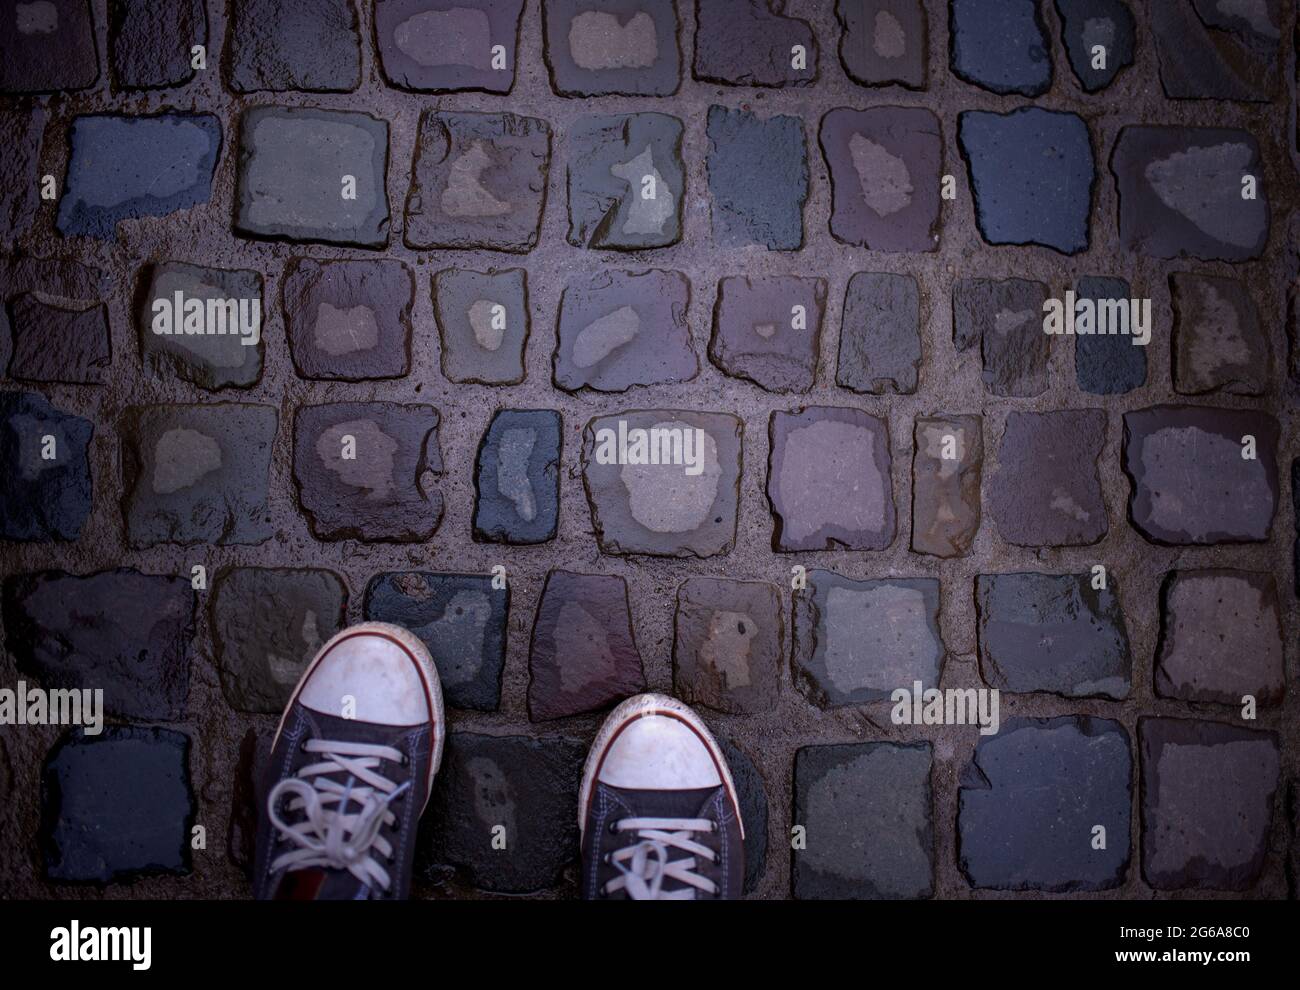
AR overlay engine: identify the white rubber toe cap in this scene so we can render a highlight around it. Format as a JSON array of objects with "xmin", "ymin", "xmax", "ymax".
[
  {"xmin": 296, "ymin": 624, "xmax": 437, "ymax": 727},
  {"xmin": 595, "ymin": 695, "xmax": 724, "ymax": 791}
]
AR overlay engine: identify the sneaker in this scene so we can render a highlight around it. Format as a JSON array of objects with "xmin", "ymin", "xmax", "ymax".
[
  {"xmin": 253, "ymin": 622, "xmax": 445, "ymax": 900},
  {"xmin": 579, "ymin": 693, "xmax": 744, "ymax": 899}
]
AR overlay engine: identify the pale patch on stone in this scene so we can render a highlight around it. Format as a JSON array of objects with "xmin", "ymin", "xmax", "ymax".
[
  {"xmin": 849, "ymin": 133, "xmax": 912, "ymax": 217},
  {"xmin": 568, "ymin": 10, "xmax": 658, "ymax": 69},
  {"xmin": 754, "ymin": 322, "xmax": 777, "ymax": 339},
  {"xmin": 700, "ymin": 610, "xmax": 755, "ymax": 689},
  {"xmin": 620, "ymin": 421, "xmax": 720, "ymax": 533},
  {"xmin": 872, "ymin": 10, "xmax": 906, "ymax": 59},
  {"xmin": 1165, "ymin": 575, "xmax": 1280, "ymax": 695},
  {"xmin": 1145, "ymin": 144, "xmax": 1259, "ymax": 248},
  {"xmin": 150, "ymin": 270, "xmax": 250, "ymax": 369},
  {"xmin": 1141, "ymin": 425, "xmax": 1272, "ymax": 540},
  {"xmin": 1186, "ymin": 280, "xmax": 1251, "ymax": 380},
  {"xmin": 572, "ymin": 305, "xmax": 639, "ymax": 367},
  {"xmin": 1050, "ymin": 489, "xmax": 1090, "ymax": 522},
  {"xmin": 417, "ymin": 589, "xmax": 491, "ymax": 687},
  {"xmin": 993, "ymin": 308, "xmax": 1034, "ymax": 334},
  {"xmin": 823, "ymin": 584, "xmax": 930, "ymax": 693},
  {"xmin": 497, "ymin": 427, "xmax": 537, "ymax": 522},
  {"xmin": 394, "ymin": 8, "xmax": 493, "ymax": 68},
  {"xmin": 153, "ymin": 428, "xmax": 222, "ymax": 494},
  {"xmin": 778, "ymin": 420, "xmax": 885, "ymax": 541},
  {"xmin": 922, "ymin": 423, "xmax": 964, "ymax": 480},
  {"xmin": 442, "ymin": 141, "xmax": 511, "ymax": 218},
  {"xmin": 611, "ymin": 145, "xmax": 674, "ymax": 235},
  {"xmin": 314, "ymin": 302, "xmax": 380, "ymax": 356},
  {"xmin": 1081, "ymin": 16, "xmax": 1115, "ymax": 52},
  {"xmin": 468, "ymin": 298, "xmax": 504, "ymax": 351},
  {"xmin": 315, "ymin": 419, "xmax": 398, "ymax": 499},
  {"xmin": 555, "ymin": 602, "xmax": 614, "ymax": 691},
  {"xmin": 467, "ymin": 755, "xmax": 518, "ymax": 837}
]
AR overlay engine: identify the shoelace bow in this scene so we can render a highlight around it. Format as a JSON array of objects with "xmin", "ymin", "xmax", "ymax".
[
  {"xmin": 603, "ymin": 817, "xmax": 719, "ymax": 900},
  {"xmin": 268, "ymin": 738, "xmax": 411, "ymax": 894}
]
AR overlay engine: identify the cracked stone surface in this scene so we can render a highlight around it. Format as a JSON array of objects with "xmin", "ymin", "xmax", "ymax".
[
  {"xmin": 4, "ymin": 567, "xmax": 195, "ymax": 720},
  {"xmin": 57, "ymin": 113, "xmax": 221, "ymax": 240},
  {"xmin": 226, "ymin": 0, "xmax": 361, "ymax": 93},
  {"xmin": 137, "ymin": 262, "xmax": 264, "ymax": 390},
  {"xmin": 420, "ymin": 733, "xmax": 583, "ymax": 893},
  {"xmin": 554, "ymin": 269, "xmax": 696, "ymax": 391},
  {"xmin": 1111, "ymin": 125, "xmax": 1270, "ymax": 261},
  {"xmin": 41, "ymin": 727, "xmax": 194, "ymax": 884},
  {"xmin": 235, "ymin": 107, "xmax": 389, "ymax": 248},
  {"xmin": 122, "ymin": 403, "xmax": 277, "ymax": 548},
  {"xmin": 706, "ymin": 106, "xmax": 808, "ymax": 250},
  {"xmin": 838, "ymin": 272, "xmax": 921, "ymax": 394},
  {"xmin": 1170, "ymin": 272, "xmax": 1269, "ymax": 396},
  {"xmin": 543, "ymin": 0, "xmax": 679, "ymax": 96},
  {"xmin": 1151, "ymin": 0, "xmax": 1281, "ymax": 102},
  {"xmin": 709, "ymin": 275, "xmax": 825, "ymax": 392},
  {"xmin": 434, "ymin": 268, "xmax": 529, "ymax": 384},
  {"xmin": 0, "ymin": 0, "xmax": 97, "ymax": 92},
  {"xmin": 406, "ymin": 111, "xmax": 550, "ymax": 252},
  {"xmin": 292, "ymin": 402, "xmax": 443, "ymax": 542},
  {"xmin": 793, "ymin": 570, "xmax": 944, "ymax": 707},
  {"xmin": 1140, "ymin": 717, "xmax": 1279, "ymax": 891},
  {"xmin": 976, "ymin": 571, "xmax": 1132, "ymax": 699},
  {"xmin": 0, "ymin": 391, "xmax": 93, "ymax": 541},
  {"xmin": 1074, "ymin": 276, "xmax": 1147, "ymax": 395},
  {"xmin": 673, "ymin": 577, "xmax": 783, "ymax": 715},
  {"xmin": 1123, "ymin": 405, "xmax": 1279, "ymax": 545},
  {"xmin": 1053, "ymin": 0, "xmax": 1134, "ymax": 92},
  {"xmin": 959, "ymin": 108, "xmax": 1093, "ymax": 254},
  {"xmin": 474, "ymin": 409, "xmax": 561, "ymax": 545},
  {"xmin": 837, "ymin": 0, "xmax": 927, "ymax": 89},
  {"xmin": 768, "ymin": 406, "xmax": 895, "ymax": 552},
  {"xmin": 582, "ymin": 409, "xmax": 741, "ymax": 557},
  {"xmin": 211, "ymin": 568, "xmax": 347, "ymax": 714},
  {"xmin": 694, "ymin": 0, "xmax": 817, "ymax": 87},
  {"xmin": 365, "ymin": 572, "xmax": 509, "ymax": 712},
  {"xmin": 821, "ymin": 106, "xmax": 941, "ymax": 252},
  {"xmin": 990, "ymin": 409, "xmax": 1108, "ymax": 547},
  {"xmin": 959, "ymin": 717, "xmax": 1132, "ymax": 891},
  {"xmin": 566, "ymin": 112, "xmax": 684, "ymax": 249},
  {"xmin": 527, "ymin": 570, "xmax": 646, "ymax": 721},
  {"xmin": 109, "ymin": 0, "xmax": 206, "ymax": 90},
  {"xmin": 1154, "ymin": 569, "xmax": 1284, "ymax": 707},
  {"xmin": 953, "ymin": 277, "xmax": 1050, "ymax": 397},
  {"xmin": 912, "ymin": 414, "xmax": 982, "ymax": 557},
  {"xmin": 949, "ymin": 0, "xmax": 1051, "ymax": 96},
  {"xmin": 283, "ymin": 258, "xmax": 414, "ymax": 381},
  {"xmin": 376, "ymin": 0, "xmax": 524, "ymax": 93},
  {"xmin": 793, "ymin": 742, "xmax": 934, "ymax": 899}
]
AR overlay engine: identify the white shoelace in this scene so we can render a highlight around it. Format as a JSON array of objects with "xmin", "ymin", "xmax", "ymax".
[
  {"xmin": 603, "ymin": 817, "xmax": 719, "ymax": 900},
  {"xmin": 267, "ymin": 738, "xmax": 410, "ymax": 894}
]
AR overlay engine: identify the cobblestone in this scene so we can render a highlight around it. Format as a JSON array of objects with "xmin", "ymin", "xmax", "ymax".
[
  {"xmin": 1140, "ymin": 718, "xmax": 1279, "ymax": 891},
  {"xmin": 0, "ymin": 392, "xmax": 93, "ymax": 541},
  {"xmin": 41, "ymin": 727, "xmax": 194, "ymax": 884},
  {"xmin": 673, "ymin": 577, "xmax": 783, "ymax": 715}
]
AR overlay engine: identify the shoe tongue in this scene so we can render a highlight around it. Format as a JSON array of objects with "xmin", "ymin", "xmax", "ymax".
[
  {"xmin": 610, "ymin": 784, "xmax": 721, "ymax": 823},
  {"xmin": 272, "ymin": 867, "xmax": 375, "ymax": 901}
]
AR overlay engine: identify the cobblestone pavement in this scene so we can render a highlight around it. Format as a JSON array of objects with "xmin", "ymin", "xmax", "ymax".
[{"xmin": 1, "ymin": 0, "xmax": 1298, "ymax": 900}]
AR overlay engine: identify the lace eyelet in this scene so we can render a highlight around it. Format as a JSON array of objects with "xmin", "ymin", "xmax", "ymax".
[
  {"xmin": 602, "ymin": 852, "xmax": 612, "ymax": 865},
  {"xmin": 608, "ymin": 821, "xmax": 619, "ymax": 834}
]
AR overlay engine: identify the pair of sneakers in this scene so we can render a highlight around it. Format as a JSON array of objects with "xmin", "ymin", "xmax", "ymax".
[{"xmin": 253, "ymin": 622, "xmax": 744, "ymax": 900}]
